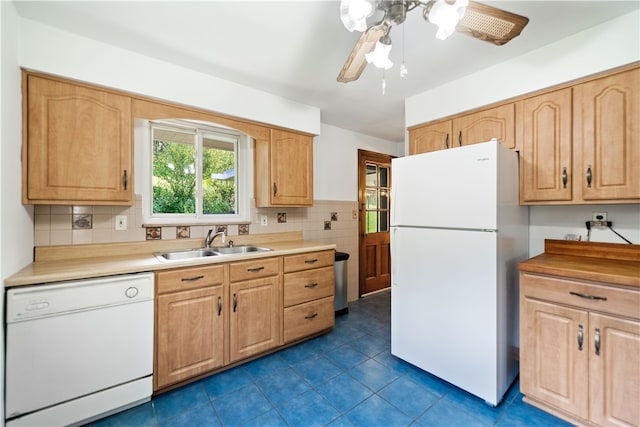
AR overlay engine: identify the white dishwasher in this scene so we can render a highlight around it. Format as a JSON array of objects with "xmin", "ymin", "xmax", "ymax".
[{"xmin": 5, "ymin": 272, "xmax": 154, "ymax": 427}]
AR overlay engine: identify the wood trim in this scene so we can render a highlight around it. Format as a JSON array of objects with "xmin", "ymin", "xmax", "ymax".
[
  {"xmin": 407, "ymin": 62, "xmax": 640, "ymax": 131},
  {"xmin": 544, "ymin": 239, "xmax": 640, "ymax": 262}
]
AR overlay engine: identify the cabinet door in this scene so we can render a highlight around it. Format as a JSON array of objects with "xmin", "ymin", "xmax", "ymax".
[
  {"xmin": 520, "ymin": 297, "xmax": 589, "ymax": 418},
  {"xmin": 573, "ymin": 68, "xmax": 640, "ymax": 202},
  {"xmin": 589, "ymin": 313, "xmax": 640, "ymax": 427},
  {"xmin": 156, "ymin": 286, "xmax": 225, "ymax": 389},
  {"xmin": 519, "ymin": 88, "xmax": 573, "ymax": 203},
  {"xmin": 452, "ymin": 103, "xmax": 515, "ymax": 148},
  {"xmin": 25, "ymin": 74, "xmax": 133, "ymax": 204},
  {"xmin": 229, "ymin": 276, "xmax": 281, "ymax": 362},
  {"xmin": 269, "ymin": 129, "xmax": 313, "ymax": 206},
  {"xmin": 408, "ymin": 121, "xmax": 452, "ymax": 154}
]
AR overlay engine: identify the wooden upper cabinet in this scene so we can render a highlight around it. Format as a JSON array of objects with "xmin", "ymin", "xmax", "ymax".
[
  {"xmin": 408, "ymin": 120, "xmax": 452, "ymax": 154},
  {"xmin": 518, "ymin": 88, "xmax": 573, "ymax": 203},
  {"xmin": 573, "ymin": 68, "xmax": 640, "ymax": 202},
  {"xmin": 23, "ymin": 72, "xmax": 133, "ymax": 205},
  {"xmin": 255, "ymin": 129, "xmax": 314, "ymax": 207},
  {"xmin": 452, "ymin": 103, "xmax": 515, "ymax": 149}
]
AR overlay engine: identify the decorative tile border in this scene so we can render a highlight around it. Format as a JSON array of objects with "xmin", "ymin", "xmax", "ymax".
[
  {"xmin": 145, "ymin": 227, "xmax": 161, "ymax": 240},
  {"xmin": 176, "ymin": 226, "xmax": 190, "ymax": 239},
  {"xmin": 72, "ymin": 214, "xmax": 92, "ymax": 229}
]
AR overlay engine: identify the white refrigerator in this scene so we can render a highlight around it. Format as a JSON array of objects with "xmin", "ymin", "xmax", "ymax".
[{"xmin": 390, "ymin": 139, "xmax": 528, "ymax": 406}]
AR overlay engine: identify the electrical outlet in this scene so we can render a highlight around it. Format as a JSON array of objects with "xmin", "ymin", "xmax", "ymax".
[
  {"xmin": 260, "ymin": 215, "xmax": 268, "ymax": 226},
  {"xmin": 115, "ymin": 215, "xmax": 127, "ymax": 230},
  {"xmin": 592, "ymin": 212, "xmax": 607, "ymax": 222}
]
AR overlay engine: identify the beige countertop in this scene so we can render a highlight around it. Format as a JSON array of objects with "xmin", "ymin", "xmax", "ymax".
[{"xmin": 5, "ymin": 232, "xmax": 336, "ymax": 287}]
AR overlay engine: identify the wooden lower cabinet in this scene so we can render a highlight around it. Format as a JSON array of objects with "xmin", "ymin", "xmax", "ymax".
[
  {"xmin": 283, "ymin": 251, "xmax": 335, "ymax": 343},
  {"xmin": 154, "ymin": 251, "xmax": 335, "ymax": 392},
  {"xmin": 155, "ymin": 265, "xmax": 227, "ymax": 390},
  {"xmin": 229, "ymin": 276, "xmax": 282, "ymax": 362},
  {"xmin": 520, "ymin": 242, "xmax": 640, "ymax": 427}
]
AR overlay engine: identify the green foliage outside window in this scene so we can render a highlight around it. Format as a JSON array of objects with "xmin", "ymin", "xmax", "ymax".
[{"xmin": 152, "ymin": 136, "xmax": 236, "ymax": 215}]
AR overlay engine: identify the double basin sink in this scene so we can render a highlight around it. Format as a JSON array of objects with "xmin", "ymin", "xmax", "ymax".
[{"xmin": 156, "ymin": 245, "xmax": 272, "ymax": 262}]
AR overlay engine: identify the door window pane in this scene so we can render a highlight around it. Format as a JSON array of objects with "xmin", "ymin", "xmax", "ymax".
[
  {"xmin": 366, "ymin": 211, "xmax": 378, "ymax": 233},
  {"xmin": 366, "ymin": 164, "xmax": 377, "ymax": 186},
  {"xmin": 366, "ymin": 189, "xmax": 377, "ymax": 210},
  {"xmin": 379, "ymin": 211, "xmax": 389, "ymax": 232},
  {"xmin": 379, "ymin": 167, "xmax": 389, "ymax": 188}
]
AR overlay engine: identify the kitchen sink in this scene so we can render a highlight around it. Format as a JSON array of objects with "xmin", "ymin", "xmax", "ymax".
[
  {"xmin": 155, "ymin": 248, "xmax": 220, "ymax": 261},
  {"xmin": 212, "ymin": 245, "xmax": 272, "ymax": 255}
]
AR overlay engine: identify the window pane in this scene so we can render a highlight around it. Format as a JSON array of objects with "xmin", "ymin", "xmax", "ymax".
[
  {"xmin": 152, "ymin": 128, "xmax": 196, "ymax": 214},
  {"xmin": 379, "ymin": 167, "xmax": 389, "ymax": 188},
  {"xmin": 366, "ymin": 211, "xmax": 378, "ymax": 233},
  {"xmin": 379, "ymin": 189, "xmax": 389, "ymax": 210},
  {"xmin": 202, "ymin": 134, "xmax": 236, "ymax": 215},
  {"xmin": 379, "ymin": 211, "xmax": 389, "ymax": 232},
  {"xmin": 366, "ymin": 189, "xmax": 377, "ymax": 209},
  {"xmin": 366, "ymin": 164, "xmax": 377, "ymax": 187}
]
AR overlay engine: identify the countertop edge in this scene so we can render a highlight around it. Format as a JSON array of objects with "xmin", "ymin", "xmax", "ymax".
[{"xmin": 5, "ymin": 241, "xmax": 337, "ymax": 287}]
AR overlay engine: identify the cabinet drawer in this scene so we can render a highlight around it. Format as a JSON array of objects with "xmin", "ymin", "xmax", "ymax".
[
  {"xmin": 283, "ymin": 296, "xmax": 334, "ymax": 343},
  {"xmin": 229, "ymin": 257, "xmax": 280, "ymax": 282},
  {"xmin": 284, "ymin": 250, "xmax": 334, "ymax": 273},
  {"xmin": 521, "ymin": 272, "xmax": 640, "ymax": 320},
  {"xmin": 157, "ymin": 264, "xmax": 225, "ymax": 294},
  {"xmin": 284, "ymin": 266, "xmax": 334, "ymax": 307}
]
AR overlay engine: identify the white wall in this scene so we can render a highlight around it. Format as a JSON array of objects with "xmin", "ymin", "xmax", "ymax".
[
  {"xmin": 405, "ymin": 10, "xmax": 640, "ymax": 254},
  {"xmin": 314, "ymin": 123, "xmax": 402, "ymax": 201},
  {"xmin": 18, "ymin": 18, "xmax": 320, "ymax": 136},
  {"xmin": 1, "ymin": 3, "xmax": 35, "ymax": 424}
]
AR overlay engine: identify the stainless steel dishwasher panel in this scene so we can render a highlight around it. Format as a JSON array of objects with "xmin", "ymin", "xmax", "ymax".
[{"xmin": 5, "ymin": 272, "xmax": 154, "ymax": 423}]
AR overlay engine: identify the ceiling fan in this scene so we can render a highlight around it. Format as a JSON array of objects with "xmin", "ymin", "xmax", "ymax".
[{"xmin": 337, "ymin": 0, "xmax": 529, "ymax": 83}]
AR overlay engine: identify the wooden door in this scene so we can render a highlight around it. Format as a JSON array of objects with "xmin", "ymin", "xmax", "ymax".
[
  {"xmin": 25, "ymin": 73, "xmax": 133, "ymax": 204},
  {"xmin": 520, "ymin": 298, "xmax": 589, "ymax": 418},
  {"xmin": 268, "ymin": 129, "xmax": 313, "ymax": 206},
  {"xmin": 156, "ymin": 286, "xmax": 225, "ymax": 389},
  {"xmin": 358, "ymin": 150, "xmax": 392, "ymax": 296},
  {"xmin": 452, "ymin": 103, "xmax": 515, "ymax": 148},
  {"xmin": 229, "ymin": 276, "xmax": 281, "ymax": 362},
  {"xmin": 409, "ymin": 120, "xmax": 452, "ymax": 154},
  {"xmin": 573, "ymin": 68, "xmax": 640, "ymax": 202},
  {"xmin": 589, "ymin": 313, "xmax": 640, "ymax": 427},
  {"xmin": 518, "ymin": 88, "xmax": 573, "ymax": 203}
]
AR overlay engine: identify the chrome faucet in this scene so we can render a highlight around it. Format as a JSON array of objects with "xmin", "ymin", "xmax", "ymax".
[{"xmin": 204, "ymin": 229, "xmax": 226, "ymax": 248}]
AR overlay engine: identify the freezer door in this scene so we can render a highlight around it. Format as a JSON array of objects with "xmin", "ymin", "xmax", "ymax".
[
  {"xmin": 391, "ymin": 141, "xmax": 501, "ymax": 230},
  {"xmin": 391, "ymin": 226, "xmax": 505, "ymax": 405}
]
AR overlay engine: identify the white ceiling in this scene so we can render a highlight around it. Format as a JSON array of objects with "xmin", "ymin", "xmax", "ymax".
[{"xmin": 13, "ymin": 1, "xmax": 639, "ymax": 142}]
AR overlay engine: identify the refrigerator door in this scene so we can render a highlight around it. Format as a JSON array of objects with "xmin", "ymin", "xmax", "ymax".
[
  {"xmin": 391, "ymin": 226, "xmax": 502, "ymax": 404},
  {"xmin": 391, "ymin": 140, "xmax": 499, "ymax": 230}
]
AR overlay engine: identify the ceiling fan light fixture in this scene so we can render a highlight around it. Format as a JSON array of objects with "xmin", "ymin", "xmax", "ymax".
[
  {"xmin": 365, "ymin": 37, "xmax": 393, "ymax": 70},
  {"xmin": 340, "ymin": 0, "xmax": 375, "ymax": 32},
  {"xmin": 428, "ymin": 0, "xmax": 468, "ymax": 40}
]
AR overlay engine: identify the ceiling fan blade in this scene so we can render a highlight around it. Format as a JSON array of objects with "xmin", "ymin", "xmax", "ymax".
[
  {"xmin": 456, "ymin": 1, "xmax": 529, "ymax": 46},
  {"xmin": 337, "ymin": 24, "xmax": 388, "ymax": 83}
]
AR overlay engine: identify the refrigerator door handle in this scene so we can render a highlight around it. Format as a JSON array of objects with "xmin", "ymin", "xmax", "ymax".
[{"xmin": 390, "ymin": 228, "xmax": 397, "ymax": 286}]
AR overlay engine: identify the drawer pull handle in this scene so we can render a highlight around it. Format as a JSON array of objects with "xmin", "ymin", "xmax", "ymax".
[
  {"xmin": 594, "ymin": 328, "xmax": 601, "ymax": 356},
  {"xmin": 217, "ymin": 296, "xmax": 222, "ymax": 316},
  {"xmin": 569, "ymin": 291, "xmax": 607, "ymax": 301},
  {"xmin": 247, "ymin": 266, "xmax": 265, "ymax": 273},
  {"xmin": 577, "ymin": 325, "xmax": 583, "ymax": 351},
  {"xmin": 304, "ymin": 283, "xmax": 319, "ymax": 289},
  {"xmin": 304, "ymin": 259, "xmax": 318, "ymax": 264},
  {"xmin": 305, "ymin": 313, "xmax": 318, "ymax": 320},
  {"xmin": 181, "ymin": 275, "xmax": 204, "ymax": 282}
]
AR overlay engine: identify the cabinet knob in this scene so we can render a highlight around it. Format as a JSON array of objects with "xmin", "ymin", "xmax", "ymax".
[
  {"xmin": 594, "ymin": 328, "xmax": 601, "ymax": 356},
  {"xmin": 217, "ymin": 296, "xmax": 222, "ymax": 316},
  {"xmin": 562, "ymin": 167, "xmax": 567, "ymax": 189},
  {"xmin": 273, "ymin": 182, "xmax": 278, "ymax": 196},
  {"xmin": 123, "ymin": 169, "xmax": 128, "ymax": 191},
  {"xmin": 445, "ymin": 133, "xmax": 449, "ymax": 149},
  {"xmin": 586, "ymin": 165, "xmax": 593, "ymax": 188},
  {"xmin": 233, "ymin": 293, "xmax": 237, "ymax": 312},
  {"xmin": 458, "ymin": 130, "xmax": 462, "ymax": 147}
]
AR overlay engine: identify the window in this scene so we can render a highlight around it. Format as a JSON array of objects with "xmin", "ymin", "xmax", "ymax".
[
  {"xmin": 138, "ymin": 120, "xmax": 251, "ymax": 225},
  {"xmin": 365, "ymin": 162, "xmax": 390, "ymax": 233}
]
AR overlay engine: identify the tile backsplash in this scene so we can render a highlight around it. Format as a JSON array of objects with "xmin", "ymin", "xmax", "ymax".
[{"xmin": 34, "ymin": 196, "xmax": 360, "ymax": 300}]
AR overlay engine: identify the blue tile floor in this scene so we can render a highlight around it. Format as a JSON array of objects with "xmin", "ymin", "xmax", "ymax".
[{"xmin": 91, "ymin": 290, "xmax": 573, "ymax": 426}]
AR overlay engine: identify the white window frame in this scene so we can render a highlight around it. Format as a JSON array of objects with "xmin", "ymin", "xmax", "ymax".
[{"xmin": 135, "ymin": 118, "xmax": 252, "ymax": 226}]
